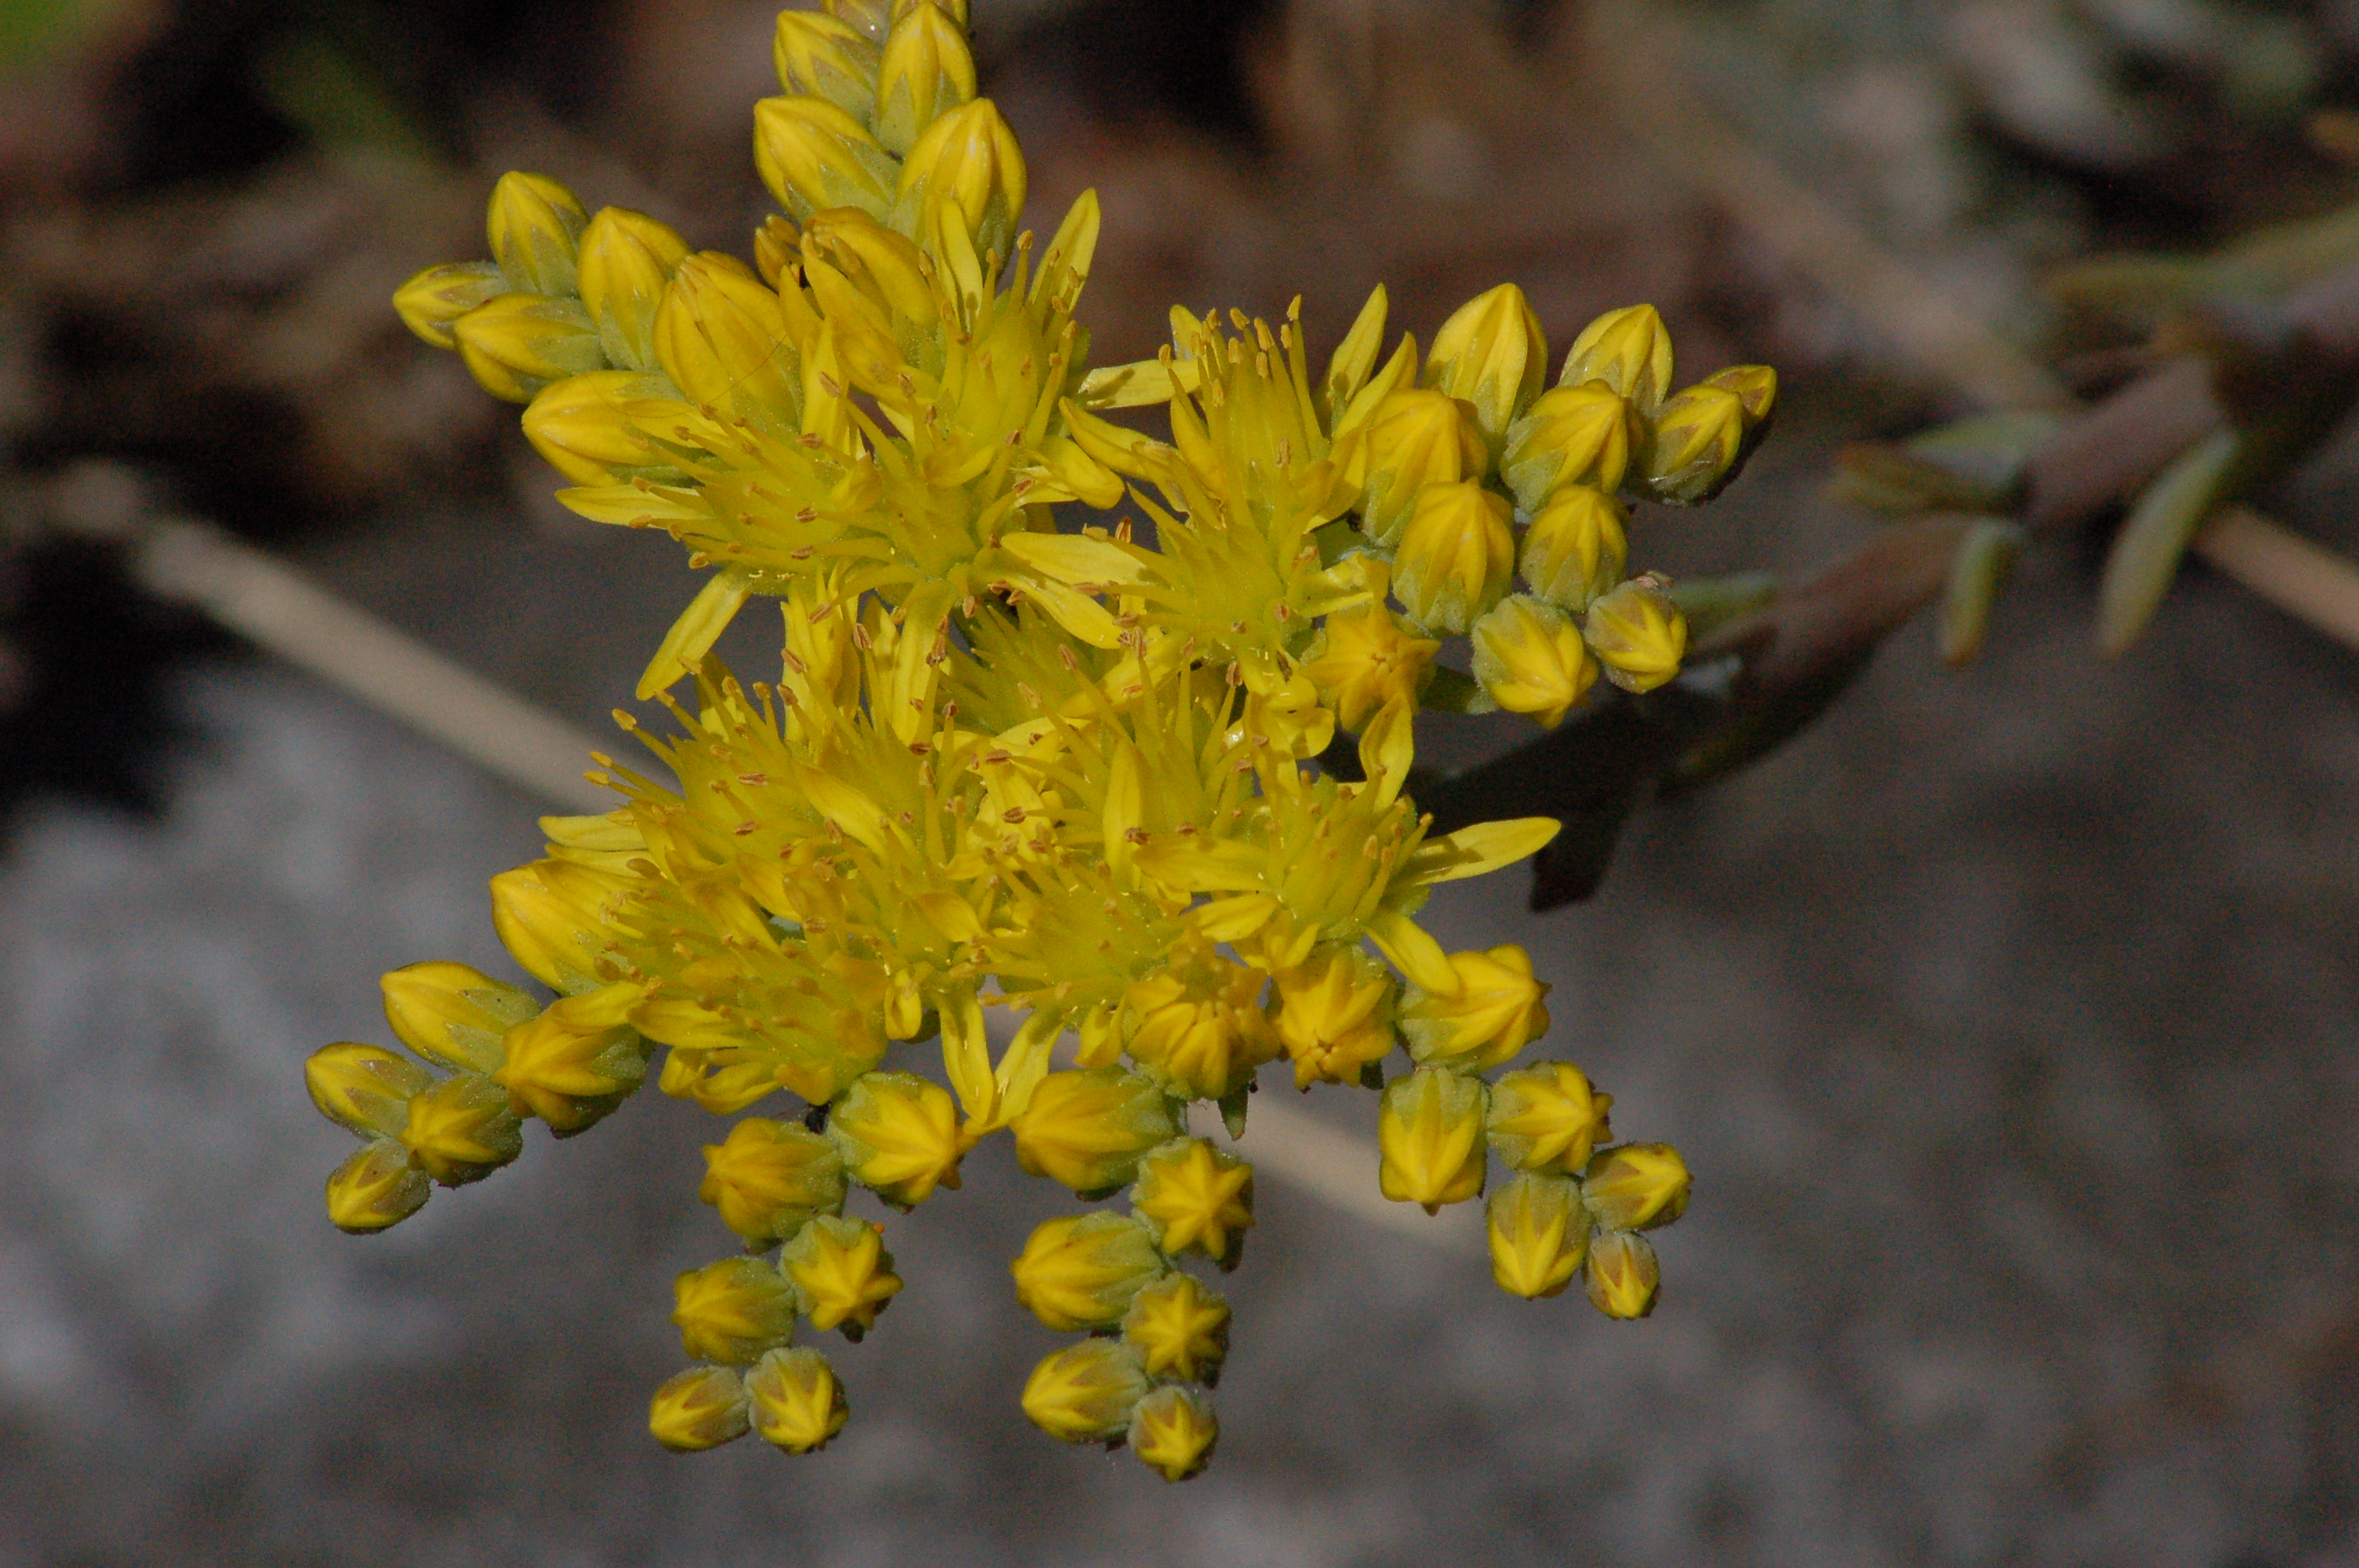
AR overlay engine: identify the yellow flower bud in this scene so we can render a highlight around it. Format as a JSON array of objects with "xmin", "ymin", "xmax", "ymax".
[
  {"xmin": 782, "ymin": 1215, "xmax": 903, "ymax": 1339},
  {"xmin": 699, "ymin": 1117, "xmax": 848, "ymax": 1244},
  {"xmin": 1500, "ymin": 383, "xmax": 1632, "ymax": 511},
  {"xmin": 827, "ymin": 0, "xmax": 893, "ymax": 40},
  {"xmin": 1486, "ymin": 1061, "xmax": 1612, "ymax": 1174},
  {"xmin": 1356, "ymin": 388, "xmax": 1477, "ymax": 549},
  {"xmin": 1020, "ymin": 1338, "xmax": 1150, "ymax": 1443},
  {"xmin": 1518, "ymin": 485, "xmax": 1627, "ymax": 612},
  {"xmin": 752, "ymin": 95, "xmax": 898, "ymax": 223},
  {"xmin": 1009, "ymin": 1067, "xmax": 1178, "ymax": 1194},
  {"xmin": 773, "ymin": 9, "xmax": 882, "ymax": 119},
  {"xmin": 874, "ymin": 0, "xmax": 976, "ymax": 155},
  {"xmin": 488, "ymin": 859, "xmax": 621, "ymax": 994},
  {"xmin": 1401, "ymin": 945, "xmax": 1550, "ymax": 1070},
  {"xmin": 1010, "ymin": 1211, "xmax": 1166, "ymax": 1331},
  {"xmin": 450, "ymin": 293, "xmax": 604, "ymax": 404},
  {"xmin": 1377, "ymin": 1067, "xmax": 1488, "ymax": 1213},
  {"xmin": 486, "ymin": 171, "xmax": 589, "ymax": 298},
  {"xmin": 1704, "ymin": 362, "xmax": 1777, "ymax": 422},
  {"xmin": 305, "ymin": 1042, "xmax": 434, "ymax": 1139},
  {"xmin": 1298, "ymin": 601, "xmax": 1439, "ymax": 734},
  {"xmin": 1583, "ymin": 1142, "xmax": 1692, "ymax": 1232},
  {"xmin": 894, "ymin": 0, "xmax": 969, "ymax": 25},
  {"xmin": 826, "ymin": 1070, "xmax": 966, "ymax": 1207},
  {"xmin": 380, "ymin": 960, "xmax": 534, "ymax": 1077},
  {"xmin": 323, "ymin": 1136, "xmax": 431, "ymax": 1234},
  {"xmin": 1584, "ymin": 1227, "xmax": 1660, "ymax": 1319},
  {"xmin": 522, "ymin": 371, "xmax": 674, "ymax": 485},
  {"xmin": 1392, "ymin": 479, "xmax": 1514, "ymax": 636},
  {"xmin": 493, "ymin": 987, "xmax": 649, "ymax": 1133},
  {"xmin": 1121, "ymin": 1272, "xmax": 1230, "ymax": 1384},
  {"xmin": 1485, "ymin": 1171, "xmax": 1590, "ymax": 1299},
  {"xmin": 652, "ymin": 254, "xmax": 800, "ymax": 422},
  {"xmin": 1423, "ymin": 282, "xmax": 1547, "ymax": 454},
  {"xmin": 1638, "ymin": 383, "xmax": 1747, "ymax": 506},
  {"xmin": 1129, "ymin": 1385, "xmax": 1219, "ymax": 1482},
  {"xmin": 673, "ymin": 1257, "xmax": 798, "ymax": 1365},
  {"xmin": 392, "ymin": 261, "xmax": 503, "ymax": 350},
  {"xmin": 746, "ymin": 1345, "xmax": 849, "ymax": 1454},
  {"xmin": 648, "ymin": 1365, "xmax": 751, "ymax": 1452},
  {"xmin": 1469, "ymin": 595, "xmax": 1596, "ymax": 728},
  {"xmin": 1130, "ymin": 1138, "xmax": 1255, "ymax": 1266},
  {"xmin": 893, "ymin": 97, "xmax": 1026, "ymax": 258},
  {"xmin": 1122, "ymin": 955, "xmax": 1280, "ymax": 1102},
  {"xmin": 576, "ymin": 208, "xmax": 689, "ymax": 372},
  {"xmin": 1583, "ymin": 575, "xmax": 1687, "ymax": 694},
  {"xmin": 801, "ymin": 206, "xmax": 934, "ymax": 327},
  {"xmin": 1559, "ymin": 303, "xmax": 1674, "ymax": 416},
  {"xmin": 400, "ymin": 1072, "xmax": 524, "ymax": 1186},
  {"xmin": 1271, "ymin": 945, "xmax": 1397, "ymax": 1089}
]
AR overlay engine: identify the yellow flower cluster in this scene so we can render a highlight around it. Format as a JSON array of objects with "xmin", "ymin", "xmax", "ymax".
[{"xmin": 319, "ymin": 0, "xmax": 1749, "ymax": 1481}]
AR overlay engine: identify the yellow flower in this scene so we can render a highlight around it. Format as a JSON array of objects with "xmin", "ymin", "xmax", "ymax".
[
  {"xmin": 1298, "ymin": 598, "xmax": 1439, "ymax": 732},
  {"xmin": 698, "ymin": 1118, "xmax": 848, "ymax": 1244},
  {"xmin": 1486, "ymin": 1061, "xmax": 1612, "ymax": 1174},
  {"xmin": 493, "ymin": 986, "xmax": 649, "ymax": 1132},
  {"xmin": 1583, "ymin": 1142, "xmax": 1692, "ymax": 1232},
  {"xmin": 782, "ymin": 1215, "xmax": 903, "ymax": 1339},
  {"xmin": 1584, "ymin": 1228, "xmax": 1661, "ymax": 1320},
  {"xmin": 649, "ymin": 1366, "xmax": 751, "ymax": 1452},
  {"xmin": 1391, "ymin": 478, "xmax": 1515, "ymax": 635},
  {"xmin": 1009, "ymin": 1212, "xmax": 1166, "ymax": 1331},
  {"xmin": 1020, "ymin": 1339, "xmax": 1150, "ymax": 1443},
  {"xmin": 1270, "ymin": 945, "xmax": 1398, "ymax": 1089},
  {"xmin": 1122, "ymin": 949, "xmax": 1281, "ymax": 1102},
  {"xmin": 746, "ymin": 1346, "xmax": 851, "ymax": 1454},
  {"xmin": 1009, "ymin": 1068, "xmax": 1178, "ymax": 1194},
  {"xmin": 1485, "ymin": 1172, "xmax": 1589, "ymax": 1299},
  {"xmin": 1130, "ymin": 1138, "xmax": 1255, "ymax": 1265},
  {"xmin": 1582, "ymin": 575, "xmax": 1688, "ymax": 694},
  {"xmin": 1376, "ymin": 1067, "xmax": 1488, "ymax": 1213},
  {"xmin": 399, "ymin": 1073, "xmax": 523, "ymax": 1186},
  {"xmin": 673, "ymin": 1258, "xmax": 798, "ymax": 1365},
  {"xmin": 1469, "ymin": 595, "xmax": 1597, "ymax": 728},
  {"xmin": 827, "ymin": 1070, "xmax": 968, "ymax": 1207},
  {"xmin": 1400, "ymin": 945, "xmax": 1550, "ymax": 1071},
  {"xmin": 1129, "ymin": 1386, "xmax": 1219, "ymax": 1482},
  {"xmin": 1121, "ymin": 1273, "xmax": 1230, "ymax": 1383}
]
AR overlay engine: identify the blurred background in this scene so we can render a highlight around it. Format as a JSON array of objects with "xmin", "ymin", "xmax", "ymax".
[{"xmin": 2, "ymin": 1, "xmax": 2358, "ymax": 1563}]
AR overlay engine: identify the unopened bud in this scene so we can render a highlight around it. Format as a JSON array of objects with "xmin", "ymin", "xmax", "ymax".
[
  {"xmin": 393, "ymin": 261, "xmax": 503, "ymax": 350},
  {"xmin": 781, "ymin": 1214, "xmax": 903, "ymax": 1339},
  {"xmin": 801, "ymin": 207, "xmax": 934, "ymax": 325},
  {"xmin": 753, "ymin": 95, "xmax": 898, "ymax": 223},
  {"xmin": 400, "ymin": 1072, "xmax": 524, "ymax": 1185},
  {"xmin": 1704, "ymin": 362, "xmax": 1777, "ymax": 422},
  {"xmin": 576, "ymin": 208, "xmax": 690, "ymax": 372},
  {"xmin": 1010, "ymin": 1211, "xmax": 1165, "ymax": 1331},
  {"xmin": 493, "ymin": 987, "xmax": 648, "ymax": 1133},
  {"xmin": 1584, "ymin": 1227, "xmax": 1660, "ymax": 1319},
  {"xmin": 1560, "ymin": 303, "xmax": 1674, "ymax": 416},
  {"xmin": 745, "ymin": 1345, "xmax": 849, "ymax": 1453},
  {"xmin": 1392, "ymin": 478, "xmax": 1514, "ymax": 635},
  {"xmin": 893, "ymin": 97, "xmax": 1027, "ymax": 258},
  {"xmin": 1356, "ymin": 388, "xmax": 1478, "ymax": 548},
  {"xmin": 648, "ymin": 1366, "xmax": 751, "ymax": 1452},
  {"xmin": 827, "ymin": 1070, "xmax": 966, "ymax": 1207},
  {"xmin": 1485, "ymin": 1171, "xmax": 1590, "ymax": 1299},
  {"xmin": 1009, "ymin": 1066, "xmax": 1177, "ymax": 1194},
  {"xmin": 1423, "ymin": 282, "xmax": 1548, "ymax": 454},
  {"xmin": 1020, "ymin": 1338, "xmax": 1150, "ymax": 1443},
  {"xmin": 1271, "ymin": 945, "xmax": 1397, "ymax": 1089},
  {"xmin": 306, "ymin": 1042, "xmax": 434, "ymax": 1139},
  {"xmin": 1377, "ymin": 1066, "xmax": 1488, "ymax": 1213},
  {"xmin": 1401, "ymin": 945, "xmax": 1550, "ymax": 1070},
  {"xmin": 380, "ymin": 960, "xmax": 534, "ymax": 1076},
  {"xmin": 774, "ymin": 9, "xmax": 882, "ymax": 118},
  {"xmin": 1638, "ymin": 382, "xmax": 1747, "ymax": 506},
  {"xmin": 1470, "ymin": 595, "xmax": 1597, "ymax": 728},
  {"xmin": 488, "ymin": 859, "xmax": 620, "ymax": 994},
  {"xmin": 1583, "ymin": 575, "xmax": 1687, "ymax": 694},
  {"xmin": 1518, "ymin": 485, "xmax": 1627, "ymax": 612},
  {"xmin": 1583, "ymin": 1142, "xmax": 1691, "ymax": 1232},
  {"xmin": 1501, "ymin": 383, "xmax": 1632, "ymax": 510},
  {"xmin": 826, "ymin": 0, "xmax": 892, "ymax": 42},
  {"xmin": 1129, "ymin": 1385, "xmax": 1219, "ymax": 1483},
  {"xmin": 700, "ymin": 1117, "xmax": 848, "ymax": 1244},
  {"xmin": 874, "ymin": 0, "xmax": 976, "ymax": 155},
  {"xmin": 1122, "ymin": 957, "xmax": 1279, "ymax": 1102},
  {"xmin": 1486, "ymin": 1060, "xmax": 1612, "ymax": 1174},
  {"xmin": 1130, "ymin": 1138, "xmax": 1254, "ymax": 1267},
  {"xmin": 673, "ymin": 1257, "xmax": 799, "ymax": 1364},
  {"xmin": 1121, "ymin": 1272, "xmax": 1230, "ymax": 1384},
  {"xmin": 450, "ymin": 293, "xmax": 604, "ymax": 404},
  {"xmin": 652, "ymin": 253, "xmax": 800, "ymax": 422},
  {"xmin": 323, "ymin": 1136, "xmax": 431, "ymax": 1234},
  {"xmin": 522, "ymin": 371, "xmax": 675, "ymax": 485},
  {"xmin": 486, "ymin": 171, "xmax": 590, "ymax": 297}
]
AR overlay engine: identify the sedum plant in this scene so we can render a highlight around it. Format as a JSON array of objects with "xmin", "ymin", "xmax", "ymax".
[{"xmin": 311, "ymin": 0, "xmax": 1762, "ymax": 1482}]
